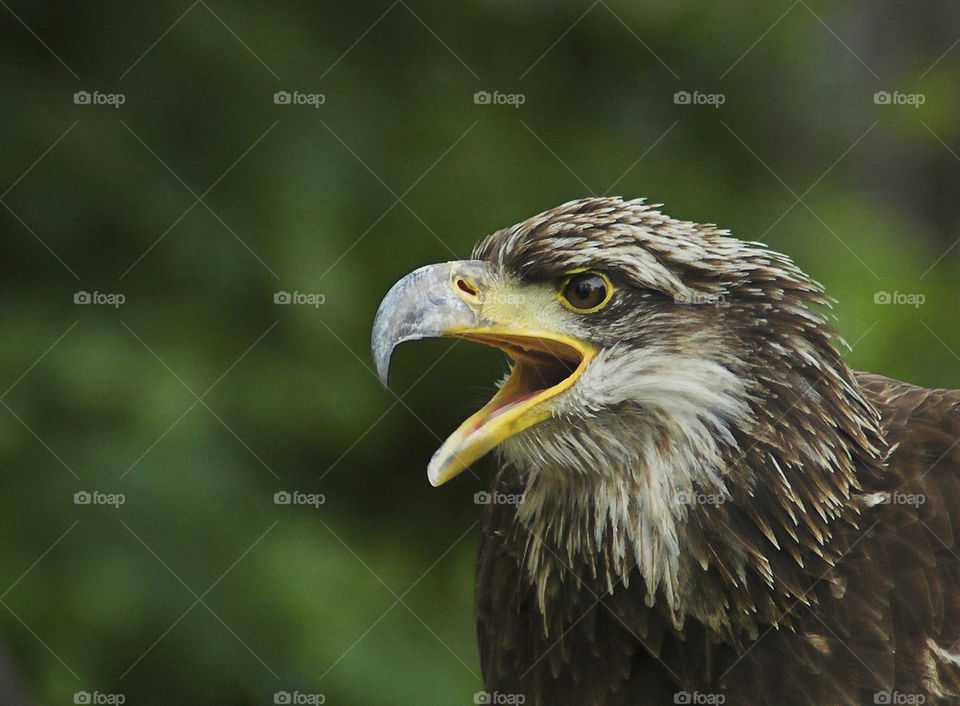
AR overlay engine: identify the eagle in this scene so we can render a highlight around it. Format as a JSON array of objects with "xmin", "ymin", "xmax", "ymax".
[{"xmin": 370, "ymin": 197, "xmax": 960, "ymax": 705}]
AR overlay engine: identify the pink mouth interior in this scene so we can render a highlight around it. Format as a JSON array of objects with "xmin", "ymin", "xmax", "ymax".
[{"xmin": 455, "ymin": 334, "xmax": 583, "ymax": 432}]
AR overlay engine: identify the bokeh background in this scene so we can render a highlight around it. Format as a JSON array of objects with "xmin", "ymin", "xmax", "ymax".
[{"xmin": 0, "ymin": 1, "xmax": 958, "ymax": 703}]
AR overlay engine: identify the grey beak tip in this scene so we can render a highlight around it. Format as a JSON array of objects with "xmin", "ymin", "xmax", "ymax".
[
  {"xmin": 371, "ymin": 260, "xmax": 488, "ymax": 393},
  {"xmin": 371, "ymin": 334, "xmax": 392, "ymax": 388},
  {"xmin": 372, "ymin": 297, "xmax": 402, "ymax": 388}
]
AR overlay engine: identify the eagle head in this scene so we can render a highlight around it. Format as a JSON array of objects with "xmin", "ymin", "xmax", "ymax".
[{"xmin": 372, "ymin": 197, "xmax": 884, "ymax": 630}]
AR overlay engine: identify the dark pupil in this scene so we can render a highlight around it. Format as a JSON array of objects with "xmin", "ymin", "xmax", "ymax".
[{"xmin": 566, "ymin": 274, "xmax": 606, "ymax": 309}]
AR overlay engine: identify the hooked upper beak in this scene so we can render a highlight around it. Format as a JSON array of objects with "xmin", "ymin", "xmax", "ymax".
[{"xmin": 371, "ymin": 260, "xmax": 594, "ymax": 487}]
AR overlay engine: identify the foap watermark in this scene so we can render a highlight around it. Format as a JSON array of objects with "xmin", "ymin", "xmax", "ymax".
[
  {"xmin": 474, "ymin": 90, "xmax": 525, "ymax": 108},
  {"xmin": 881, "ymin": 491, "xmax": 925, "ymax": 507},
  {"xmin": 486, "ymin": 291, "xmax": 526, "ymax": 306},
  {"xmin": 474, "ymin": 491, "xmax": 524, "ymax": 506},
  {"xmin": 674, "ymin": 491, "xmax": 726, "ymax": 507},
  {"xmin": 674, "ymin": 691, "xmax": 726, "ymax": 705},
  {"xmin": 275, "ymin": 291, "xmax": 325, "ymax": 308},
  {"xmin": 74, "ymin": 491, "xmax": 125, "ymax": 508},
  {"xmin": 474, "ymin": 691, "xmax": 525, "ymax": 705},
  {"xmin": 274, "ymin": 90, "xmax": 325, "ymax": 108},
  {"xmin": 874, "ymin": 291, "xmax": 924, "ymax": 308},
  {"xmin": 74, "ymin": 90, "xmax": 125, "ymax": 108},
  {"xmin": 74, "ymin": 691, "xmax": 125, "ymax": 704},
  {"xmin": 274, "ymin": 490, "xmax": 325, "ymax": 509},
  {"xmin": 674, "ymin": 90, "xmax": 725, "ymax": 108},
  {"xmin": 874, "ymin": 691, "xmax": 926, "ymax": 704},
  {"xmin": 674, "ymin": 291, "xmax": 726, "ymax": 306},
  {"xmin": 874, "ymin": 91, "xmax": 925, "ymax": 108},
  {"xmin": 75, "ymin": 290, "xmax": 125, "ymax": 308},
  {"xmin": 274, "ymin": 691, "xmax": 325, "ymax": 704}
]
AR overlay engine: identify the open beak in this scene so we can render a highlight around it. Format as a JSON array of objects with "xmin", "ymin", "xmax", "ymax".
[{"xmin": 372, "ymin": 260, "xmax": 594, "ymax": 486}]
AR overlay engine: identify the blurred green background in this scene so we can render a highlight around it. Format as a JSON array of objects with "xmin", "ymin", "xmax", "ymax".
[{"xmin": 0, "ymin": 1, "xmax": 958, "ymax": 703}]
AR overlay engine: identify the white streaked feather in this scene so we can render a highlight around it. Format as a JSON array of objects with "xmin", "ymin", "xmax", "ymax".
[{"xmin": 501, "ymin": 346, "xmax": 753, "ymax": 624}]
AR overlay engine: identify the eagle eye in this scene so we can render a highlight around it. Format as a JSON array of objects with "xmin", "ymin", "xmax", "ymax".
[{"xmin": 560, "ymin": 272, "xmax": 612, "ymax": 312}]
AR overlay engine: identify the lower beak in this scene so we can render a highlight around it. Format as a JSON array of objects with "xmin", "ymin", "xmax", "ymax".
[{"xmin": 371, "ymin": 261, "xmax": 594, "ymax": 486}]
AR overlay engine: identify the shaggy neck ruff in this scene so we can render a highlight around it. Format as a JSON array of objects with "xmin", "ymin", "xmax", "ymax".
[{"xmin": 499, "ymin": 342, "xmax": 884, "ymax": 637}]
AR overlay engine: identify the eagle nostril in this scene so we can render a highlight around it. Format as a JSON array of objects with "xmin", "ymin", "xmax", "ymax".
[{"xmin": 456, "ymin": 278, "xmax": 479, "ymax": 298}]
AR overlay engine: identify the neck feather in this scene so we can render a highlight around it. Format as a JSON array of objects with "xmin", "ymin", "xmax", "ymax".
[{"xmin": 500, "ymin": 343, "xmax": 886, "ymax": 637}]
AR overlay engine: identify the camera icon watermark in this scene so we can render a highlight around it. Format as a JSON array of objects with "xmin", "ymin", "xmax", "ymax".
[
  {"xmin": 274, "ymin": 90, "xmax": 325, "ymax": 108},
  {"xmin": 474, "ymin": 691, "xmax": 526, "ymax": 704},
  {"xmin": 74, "ymin": 691, "xmax": 126, "ymax": 704},
  {"xmin": 673, "ymin": 90, "xmax": 725, "ymax": 108},
  {"xmin": 74, "ymin": 290, "xmax": 125, "ymax": 308},
  {"xmin": 880, "ymin": 491, "xmax": 925, "ymax": 507},
  {"xmin": 274, "ymin": 291, "xmax": 325, "ymax": 308},
  {"xmin": 873, "ymin": 91, "xmax": 925, "ymax": 108},
  {"xmin": 674, "ymin": 691, "xmax": 726, "ymax": 704},
  {"xmin": 473, "ymin": 90, "xmax": 525, "ymax": 108},
  {"xmin": 73, "ymin": 90, "xmax": 126, "ymax": 108},
  {"xmin": 473, "ymin": 491, "xmax": 524, "ymax": 506},
  {"xmin": 674, "ymin": 291, "xmax": 726, "ymax": 306},
  {"xmin": 273, "ymin": 691, "xmax": 326, "ymax": 704},
  {"xmin": 274, "ymin": 490, "xmax": 326, "ymax": 509},
  {"xmin": 874, "ymin": 690, "xmax": 926, "ymax": 704},
  {"xmin": 873, "ymin": 291, "xmax": 925, "ymax": 308},
  {"xmin": 674, "ymin": 491, "xmax": 726, "ymax": 507},
  {"xmin": 74, "ymin": 490, "xmax": 125, "ymax": 508}
]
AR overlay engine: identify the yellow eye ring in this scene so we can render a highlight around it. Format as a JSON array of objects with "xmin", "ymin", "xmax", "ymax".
[{"xmin": 558, "ymin": 270, "xmax": 614, "ymax": 313}]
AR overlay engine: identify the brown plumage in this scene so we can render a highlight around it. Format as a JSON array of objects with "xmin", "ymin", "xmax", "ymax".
[
  {"xmin": 477, "ymin": 373, "xmax": 960, "ymax": 704},
  {"xmin": 372, "ymin": 197, "xmax": 960, "ymax": 705}
]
